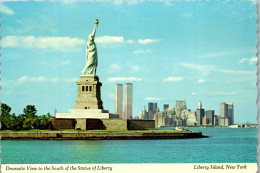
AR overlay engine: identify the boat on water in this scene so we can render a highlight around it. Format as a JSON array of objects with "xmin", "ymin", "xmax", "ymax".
[{"xmin": 175, "ymin": 126, "xmax": 185, "ymax": 131}]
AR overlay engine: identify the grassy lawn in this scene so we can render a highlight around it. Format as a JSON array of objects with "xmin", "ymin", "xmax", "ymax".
[{"xmin": 0, "ymin": 129, "xmax": 192, "ymax": 133}]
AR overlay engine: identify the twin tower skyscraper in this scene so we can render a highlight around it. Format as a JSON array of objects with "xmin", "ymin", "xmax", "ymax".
[{"xmin": 115, "ymin": 83, "xmax": 133, "ymax": 119}]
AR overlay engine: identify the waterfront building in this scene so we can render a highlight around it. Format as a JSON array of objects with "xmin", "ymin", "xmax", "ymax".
[
  {"xmin": 219, "ymin": 117, "xmax": 230, "ymax": 126},
  {"xmin": 220, "ymin": 103, "xmax": 228, "ymax": 118},
  {"xmin": 140, "ymin": 106, "xmax": 148, "ymax": 119},
  {"xmin": 153, "ymin": 108, "xmax": 159, "ymax": 126},
  {"xmin": 202, "ymin": 116, "xmax": 207, "ymax": 125},
  {"xmin": 157, "ymin": 112, "xmax": 165, "ymax": 127},
  {"xmin": 214, "ymin": 115, "xmax": 219, "ymax": 125},
  {"xmin": 176, "ymin": 119, "xmax": 183, "ymax": 126},
  {"xmin": 124, "ymin": 83, "xmax": 133, "ymax": 119},
  {"xmin": 186, "ymin": 111, "xmax": 196, "ymax": 126},
  {"xmin": 175, "ymin": 100, "xmax": 187, "ymax": 118},
  {"xmin": 206, "ymin": 110, "xmax": 214, "ymax": 125},
  {"xmin": 220, "ymin": 103, "xmax": 234, "ymax": 126},
  {"xmin": 227, "ymin": 103, "xmax": 234, "ymax": 125},
  {"xmin": 196, "ymin": 100, "xmax": 205, "ymax": 126},
  {"xmin": 115, "ymin": 84, "xmax": 123, "ymax": 118}
]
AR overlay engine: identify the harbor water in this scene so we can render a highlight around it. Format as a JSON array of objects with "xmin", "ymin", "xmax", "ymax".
[{"xmin": 1, "ymin": 128, "xmax": 257, "ymax": 164}]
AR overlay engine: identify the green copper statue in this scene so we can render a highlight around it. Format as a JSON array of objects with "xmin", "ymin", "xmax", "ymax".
[{"xmin": 82, "ymin": 19, "xmax": 99, "ymax": 76}]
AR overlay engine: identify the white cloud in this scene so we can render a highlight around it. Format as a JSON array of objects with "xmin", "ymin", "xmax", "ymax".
[
  {"xmin": 2, "ymin": 36, "xmax": 85, "ymax": 51},
  {"xmin": 96, "ymin": 36, "xmax": 124, "ymax": 44},
  {"xmin": 238, "ymin": 58, "xmax": 248, "ymax": 64},
  {"xmin": 61, "ymin": 0, "xmax": 75, "ymax": 4},
  {"xmin": 17, "ymin": 76, "xmax": 46, "ymax": 84},
  {"xmin": 138, "ymin": 39, "xmax": 160, "ymax": 44},
  {"xmin": 61, "ymin": 60, "xmax": 71, "ymax": 65},
  {"xmin": 110, "ymin": 0, "xmax": 145, "ymax": 5},
  {"xmin": 198, "ymin": 79, "xmax": 205, "ymax": 83},
  {"xmin": 181, "ymin": 13, "xmax": 192, "ymax": 17},
  {"xmin": 248, "ymin": 0, "xmax": 256, "ymax": 5},
  {"xmin": 127, "ymin": 64, "xmax": 140, "ymax": 73},
  {"xmin": 202, "ymin": 48, "xmax": 255, "ymax": 58},
  {"xmin": 107, "ymin": 77, "xmax": 143, "ymax": 82},
  {"xmin": 218, "ymin": 69, "xmax": 255, "ymax": 75},
  {"xmin": 181, "ymin": 63, "xmax": 216, "ymax": 71},
  {"xmin": 145, "ymin": 97, "xmax": 163, "ymax": 101},
  {"xmin": 192, "ymin": 92, "xmax": 197, "ymax": 95},
  {"xmin": 133, "ymin": 49, "xmax": 151, "ymax": 54},
  {"xmin": 181, "ymin": 63, "xmax": 255, "ymax": 76},
  {"xmin": 0, "ymin": 4, "xmax": 14, "ymax": 15},
  {"xmin": 95, "ymin": 36, "xmax": 133, "ymax": 47},
  {"xmin": 107, "ymin": 64, "xmax": 121, "ymax": 73},
  {"xmin": 249, "ymin": 57, "xmax": 257, "ymax": 65},
  {"xmin": 238, "ymin": 57, "xmax": 257, "ymax": 65},
  {"xmin": 181, "ymin": 63, "xmax": 215, "ymax": 76},
  {"xmin": 17, "ymin": 76, "xmax": 77, "ymax": 85},
  {"xmin": 163, "ymin": 77, "xmax": 183, "ymax": 82},
  {"xmin": 208, "ymin": 92, "xmax": 238, "ymax": 96}
]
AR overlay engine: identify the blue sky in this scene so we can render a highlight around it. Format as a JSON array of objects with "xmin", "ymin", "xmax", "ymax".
[{"xmin": 1, "ymin": 0, "xmax": 257, "ymax": 123}]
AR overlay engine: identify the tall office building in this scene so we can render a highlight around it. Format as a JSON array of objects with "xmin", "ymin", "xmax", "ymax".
[
  {"xmin": 115, "ymin": 84, "xmax": 123, "ymax": 118},
  {"xmin": 220, "ymin": 103, "xmax": 228, "ymax": 118},
  {"xmin": 163, "ymin": 104, "xmax": 169, "ymax": 110},
  {"xmin": 219, "ymin": 102, "xmax": 233, "ymax": 126},
  {"xmin": 196, "ymin": 100, "xmax": 205, "ymax": 126},
  {"xmin": 175, "ymin": 100, "xmax": 187, "ymax": 118},
  {"xmin": 124, "ymin": 83, "xmax": 133, "ymax": 119},
  {"xmin": 227, "ymin": 103, "xmax": 234, "ymax": 125},
  {"xmin": 148, "ymin": 102, "xmax": 157, "ymax": 114},
  {"xmin": 205, "ymin": 110, "xmax": 214, "ymax": 125}
]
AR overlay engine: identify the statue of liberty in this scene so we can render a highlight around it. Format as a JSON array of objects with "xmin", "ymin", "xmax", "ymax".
[{"xmin": 82, "ymin": 19, "xmax": 99, "ymax": 76}]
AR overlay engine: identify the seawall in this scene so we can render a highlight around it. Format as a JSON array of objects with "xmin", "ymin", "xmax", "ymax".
[{"xmin": 1, "ymin": 131, "xmax": 208, "ymax": 140}]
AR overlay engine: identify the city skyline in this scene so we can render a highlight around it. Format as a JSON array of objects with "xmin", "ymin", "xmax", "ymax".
[
  {"xmin": 1, "ymin": 1, "xmax": 257, "ymax": 124},
  {"xmin": 139, "ymin": 100, "xmax": 235, "ymax": 127}
]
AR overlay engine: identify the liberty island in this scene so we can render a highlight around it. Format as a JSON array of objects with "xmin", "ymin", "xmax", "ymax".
[{"xmin": 52, "ymin": 19, "xmax": 156, "ymax": 131}]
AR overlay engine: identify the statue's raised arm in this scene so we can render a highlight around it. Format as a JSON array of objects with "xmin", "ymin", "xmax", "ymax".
[
  {"xmin": 82, "ymin": 19, "xmax": 99, "ymax": 76},
  {"xmin": 90, "ymin": 19, "xmax": 99, "ymax": 39}
]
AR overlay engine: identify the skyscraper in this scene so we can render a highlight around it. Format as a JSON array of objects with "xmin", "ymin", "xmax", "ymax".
[
  {"xmin": 163, "ymin": 104, "xmax": 170, "ymax": 110},
  {"xmin": 227, "ymin": 103, "xmax": 234, "ymax": 125},
  {"xmin": 175, "ymin": 100, "xmax": 187, "ymax": 118},
  {"xmin": 196, "ymin": 100, "xmax": 205, "ymax": 126},
  {"xmin": 115, "ymin": 84, "xmax": 123, "ymax": 118},
  {"xmin": 148, "ymin": 102, "xmax": 157, "ymax": 114},
  {"xmin": 205, "ymin": 110, "xmax": 214, "ymax": 125},
  {"xmin": 220, "ymin": 103, "xmax": 228, "ymax": 118},
  {"xmin": 219, "ymin": 102, "xmax": 233, "ymax": 126},
  {"xmin": 124, "ymin": 83, "xmax": 133, "ymax": 119},
  {"xmin": 148, "ymin": 102, "xmax": 157, "ymax": 119}
]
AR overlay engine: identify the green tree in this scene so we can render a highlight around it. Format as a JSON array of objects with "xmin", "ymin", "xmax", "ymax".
[
  {"xmin": 2, "ymin": 113, "xmax": 17, "ymax": 130},
  {"xmin": 15, "ymin": 115, "xmax": 25, "ymax": 130},
  {"xmin": 1, "ymin": 103, "xmax": 17, "ymax": 130},
  {"xmin": 39, "ymin": 113, "xmax": 52, "ymax": 129},
  {"xmin": 22, "ymin": 118, "xmax": 34, "ymax": 130},
  {"xmin": 1, "ymin": 103, "xmax": 11, "ymax": 117},
  {"xmin": 23, "ymin": 105, "xmax": 37, "ymax": 118}
]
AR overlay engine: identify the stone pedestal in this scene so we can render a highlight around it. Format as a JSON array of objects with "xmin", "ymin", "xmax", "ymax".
[
  {"xmin": 55, "ymin": 109, "xmax": 119, "ymax": 119},
  {"xmin": 75, "ymin": 75, "xmax": 103, "ymax": 109}
]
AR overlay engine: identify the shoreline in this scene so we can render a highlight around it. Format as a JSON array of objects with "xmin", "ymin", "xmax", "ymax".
[{"xmin": 1, "ymin": 130, "xmax": 208, "ymax": 140}]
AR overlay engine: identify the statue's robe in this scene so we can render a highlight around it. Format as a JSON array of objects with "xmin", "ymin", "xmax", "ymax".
[{"xmin": 82, "ymin": 36, "xmax": 98, "ymax": 76}]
